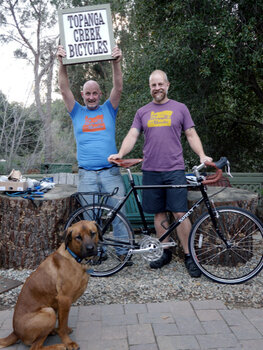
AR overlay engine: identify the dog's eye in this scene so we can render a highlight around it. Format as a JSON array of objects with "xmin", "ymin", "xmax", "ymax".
[
  {"xmin": 90, "ymin": 231, "xmax": 96, "ymax": 238},
  {"xmin": 75, "ymin": 235, "xmax": 82, "ymax": 241}
]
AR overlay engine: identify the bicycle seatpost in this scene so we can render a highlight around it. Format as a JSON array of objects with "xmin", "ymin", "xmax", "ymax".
[{"xmin": 126, "ymin": 168, "xmax": 134, "ymax": 183}]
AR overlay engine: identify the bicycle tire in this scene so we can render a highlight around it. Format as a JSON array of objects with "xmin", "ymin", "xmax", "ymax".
[
  {"xmin": 65, "ymin": 204, "xmax": 134, "ymax": 277},
  {"xmin": 189, "ymin": 206, "xmax": 263, "ymax": 284}
]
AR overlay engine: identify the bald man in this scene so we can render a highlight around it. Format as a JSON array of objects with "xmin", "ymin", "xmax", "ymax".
[
  {"xmin": 57, "ymin": 45, "xmax": 130, "ymax": 260},
  {"xmin": 109, "ymin": 70, "xmax": 212, "ymax": 276}
]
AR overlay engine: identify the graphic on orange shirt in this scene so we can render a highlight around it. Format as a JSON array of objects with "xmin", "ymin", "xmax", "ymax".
[
  {"xmin": 147, "ymin": 110, "xmax": 173, "ymax": 127},
  {"xmin": 82, "ymin": 114, "xmax": 106, "ymax": 132}
]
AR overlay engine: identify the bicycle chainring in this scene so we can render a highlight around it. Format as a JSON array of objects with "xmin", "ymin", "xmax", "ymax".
[{"xmin": 139, "ymin": 237, "xmax": 164, "ymax": 262}]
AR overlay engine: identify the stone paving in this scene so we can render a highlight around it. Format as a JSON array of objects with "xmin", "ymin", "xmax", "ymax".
[{"xmin": 0, "ymin": 300, "xmax": 263, "ymax": 349}]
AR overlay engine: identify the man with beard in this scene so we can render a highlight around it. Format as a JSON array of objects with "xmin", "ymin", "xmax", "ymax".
[
  {"xmin": 108, "ymin": 70, "xmax": 212, "ymax": 277},
  {"xmin": 57, "ymin": 45, "xmax": 131, "ymax": 260}
]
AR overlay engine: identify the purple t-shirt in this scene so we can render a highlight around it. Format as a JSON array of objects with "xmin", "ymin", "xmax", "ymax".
[{"xmin": 131, "ymin": 99, "xmax": 195, "ymax": 171}]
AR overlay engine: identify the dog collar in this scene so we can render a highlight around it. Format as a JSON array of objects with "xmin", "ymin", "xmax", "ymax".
[{"xmin": 66, "ymin": 247, "xmax": 82, "ymax": 263}]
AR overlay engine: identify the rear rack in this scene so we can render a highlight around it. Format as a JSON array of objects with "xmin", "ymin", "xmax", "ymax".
[{"xmin": 70, "ymin": 189, "xmax": 119, "ymax": 222}]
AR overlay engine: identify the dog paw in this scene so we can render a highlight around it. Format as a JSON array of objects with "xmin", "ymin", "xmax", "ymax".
[
  {"xmin": 49, "ymin": 328, "xmax": 58, "ymax": 335},
  {"xmin": 66, "ymin": 327, "xmax": 73, "ymax": 334},
  {"xmin": 66, "ymin": 341, "xmax": 80, "ymax": 350}
]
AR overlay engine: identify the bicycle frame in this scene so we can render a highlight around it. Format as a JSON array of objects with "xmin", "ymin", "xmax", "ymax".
[{"xmin": 100, "ymin": 167, "xmax": 224, "ymax": 248}]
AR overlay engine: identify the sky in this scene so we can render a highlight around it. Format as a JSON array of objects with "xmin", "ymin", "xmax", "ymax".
[
  {"xmin": 1, "ymin": 42, "xmax": 62, "ymax": 106},
  {"xmin": 1, "ymin": 42, "xmax": 35, "ymax": 105},
  {"xmin": 0, "ymin": 1, "xmax": 61, "ymax": 106}
]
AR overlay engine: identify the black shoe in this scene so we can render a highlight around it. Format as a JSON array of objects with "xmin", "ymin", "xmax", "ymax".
[
  {"xmin": 150, "ymin": 249, "xmax": 172, "ymax": 269},
  {"xmin": 118, "ymin": 254, "xmax": 133, "ymax": 266},
  {"xmin": 185, "ymin": 256, "xmax": 201, "ymax": 277}
]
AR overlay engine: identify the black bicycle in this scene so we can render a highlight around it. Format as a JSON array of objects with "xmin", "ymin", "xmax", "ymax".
[{"xmin": 65, "ymin": 157, "xmax": 263, "ymax": 284}]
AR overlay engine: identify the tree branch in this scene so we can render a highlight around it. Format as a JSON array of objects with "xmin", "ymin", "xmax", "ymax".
[
  {"xmin": 248, "ymin": 73, "xmax": 263, "ymax": 104},
  {"xmin": 7, "ymin": 0, "xmax": 37, "ymax": 56},
  {"xmin": 205, "ymin": 111, "xmax": 263, "ymax": 130}
]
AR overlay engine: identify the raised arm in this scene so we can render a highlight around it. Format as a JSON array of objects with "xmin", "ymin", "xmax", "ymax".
[
  {"xmin": 109, "ymin": 47, "xmax": 123, "ymax": 110},
  {"xmin": 57, "ymin": 45, "xmax": 75, "ymax": 113},
  {"xmin": 108, "ymin": 128, "xmax": 140, "ymax": 161},
  {"xmin": 185, "ymin": 127, "xmax": 213, "ymax": 163}
]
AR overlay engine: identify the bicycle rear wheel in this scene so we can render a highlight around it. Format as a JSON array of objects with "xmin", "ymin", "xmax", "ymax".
[
  {"xmin": 65, "ymin": 204, "xmax": 134, "ymax": 277},
  {"xmin": 189, "ymin": 206, "xmax": 263, "ymax": 284}
]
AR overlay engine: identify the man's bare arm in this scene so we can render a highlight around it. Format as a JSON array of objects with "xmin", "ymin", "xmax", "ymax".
[
  {"xmin": 185, "ymin": 127, "xmax": 212, "ymax": 163},
  {"xmin": 108, "ymin": 128, "xmax": 140, "ymax": 161},
  {"xmin": 57, "ymin": 46, "xmax": 75, "ymax": 113},
  {"xmin": 109, "ymin": 47, "xmax": 123, "ymax": 110}
]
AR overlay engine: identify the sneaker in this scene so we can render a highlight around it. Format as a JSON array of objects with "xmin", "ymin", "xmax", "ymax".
[
  {"xmin": 150, "ymin": 249, "xmax": 172, "ymax": 269},
  {"xmin": 185, "ymin": 256, "xmax": 201, "ymax": 277},
  {"xmin": 118, "ymin": 254, "xmax": 133, "ymax": 266}
]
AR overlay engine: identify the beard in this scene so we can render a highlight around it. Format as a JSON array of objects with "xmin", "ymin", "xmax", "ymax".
[{"xmin": 152, "ymin": 89, "xmax": 167, "ymax": 103}]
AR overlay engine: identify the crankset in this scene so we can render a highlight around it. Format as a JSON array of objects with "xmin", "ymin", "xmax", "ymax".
[{"xmin": 138, "ymin": 236, "xmax": 176, "ymax": 262}]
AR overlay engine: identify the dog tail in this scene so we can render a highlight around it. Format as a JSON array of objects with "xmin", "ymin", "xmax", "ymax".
[{"xmin": 0, "ymin": 332, "xmax": 19, "ymax": 348}]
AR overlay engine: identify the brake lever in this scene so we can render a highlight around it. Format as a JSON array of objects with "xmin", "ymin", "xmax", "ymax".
[{"xmin": 226, "ymin": 160, "xmax": 233, "ymax": 178}]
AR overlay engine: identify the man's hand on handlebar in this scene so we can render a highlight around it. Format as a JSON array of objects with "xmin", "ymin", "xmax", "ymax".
[{"xmin": 200, "ymin": 155, "xmax": 213, "ymax": 164}]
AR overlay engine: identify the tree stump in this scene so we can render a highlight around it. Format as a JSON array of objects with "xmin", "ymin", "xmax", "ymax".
[
  {"xmin": 0, "ymin": 185, "xmax": 78, "ymax": 269},
  {"xmin": 188, "ymin": 186, "xmax": 258, "ymax": 223}
]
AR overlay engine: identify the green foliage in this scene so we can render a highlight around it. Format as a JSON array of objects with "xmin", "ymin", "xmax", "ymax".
[
  {"xmin": 118, "ymin": 0, "xmax": 263, "ymax": 171},
  {"xmin": 50, "ymin": 99, "xmax": 77, "ymax": 165},
  {"xmin": 2, "ymin": 0, "xmax": 263, "ymax": 173}
]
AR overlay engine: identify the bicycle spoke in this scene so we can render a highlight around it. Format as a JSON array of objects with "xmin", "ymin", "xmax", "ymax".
[
  {"xmin": 65, "ymin": 204, "xmax": 134, "ymax": 277},
  {"xmin": 190, "ymin": 207, "xmax": 263, "ymax": 284}
]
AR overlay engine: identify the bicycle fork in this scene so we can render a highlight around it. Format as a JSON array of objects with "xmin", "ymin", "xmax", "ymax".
[{"xmin": 203, "ymin": 190, "xmax": 232, "ymax": 249}]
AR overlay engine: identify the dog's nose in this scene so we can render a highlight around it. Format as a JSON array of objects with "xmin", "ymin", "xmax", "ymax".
[
  {"xmin": 86, "ymin": 244, "xmax": 98, "ymax": 255},
  {"xmin": 86, "ymin": 244, "xmax": 95, "ymax": 251}
]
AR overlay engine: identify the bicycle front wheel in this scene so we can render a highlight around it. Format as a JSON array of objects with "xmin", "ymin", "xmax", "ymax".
[
  {"xmin": 65, "ymin": 204, "xmax": 134, "ymax": 277},
  {"xmin": 189, "ymin": 206, "xmax": 263, "ymax": 284}
]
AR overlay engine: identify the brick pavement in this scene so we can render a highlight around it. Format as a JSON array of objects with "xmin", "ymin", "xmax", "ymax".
[{"xmin": 0, "ymin": 300, "xmax": 263, "ymax": 349}]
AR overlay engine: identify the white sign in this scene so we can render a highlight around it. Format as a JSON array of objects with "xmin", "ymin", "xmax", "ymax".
[{"xmin": 58, "ymin": 4, "xmax": 115, "ymax": 65}]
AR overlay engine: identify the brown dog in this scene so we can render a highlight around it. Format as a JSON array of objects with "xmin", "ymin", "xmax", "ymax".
[{"xmin": 0, "ymin": 220, "xmax": 100, "ymax": 350}]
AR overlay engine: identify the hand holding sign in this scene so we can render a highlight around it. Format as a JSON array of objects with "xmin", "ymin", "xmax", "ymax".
[
  {"xmin": 57, "ymin": 44, "xmax": 121, "ymax": 65},
  {"xmin": 57, "ymin": 45, "xmax": 66, "ymax": 62},
  {"xmin": 111, "ymin": 46, "xmax": 122, "ymax": 63}
]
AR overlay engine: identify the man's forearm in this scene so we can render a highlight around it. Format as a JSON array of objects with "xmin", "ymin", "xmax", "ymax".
[
  {"xmin": 188, "ymin": 135, "xmax": 205, "ymax": 158},
  {"xmin": 185, "ymin": 128, "xmax": 206, "ymax": 157},
  {"xmin": 118, "ymin": 131, "xmax": 139, "ymax": 158},
  {"xmin": 186, "ymin": 128, "xmax": 212, "ymax": 163},
  {"xmin": 58, "ymin": 63, "xmax": 70, "ymax": 93},
  {"xmin": 112, "ymin": 61, "xmax": 123, "ymax": 92}
]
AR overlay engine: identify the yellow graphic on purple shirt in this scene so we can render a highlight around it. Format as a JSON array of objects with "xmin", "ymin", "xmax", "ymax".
[
  {"xmin": 82, "ymin": 114, "xmax": 106, "ymax": 132},
  {"xmin": 147, "ymin": 110, "xmax": 173, "ymax": 127}
]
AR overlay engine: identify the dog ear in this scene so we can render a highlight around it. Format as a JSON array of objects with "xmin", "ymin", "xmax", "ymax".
[
  {"xmin": 94, "ymin": 221, "xmax": 102, "ymax": 241},
  {"xmin": 64, "ymin": 229, "xmax": 72, "ymax": 249}
]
